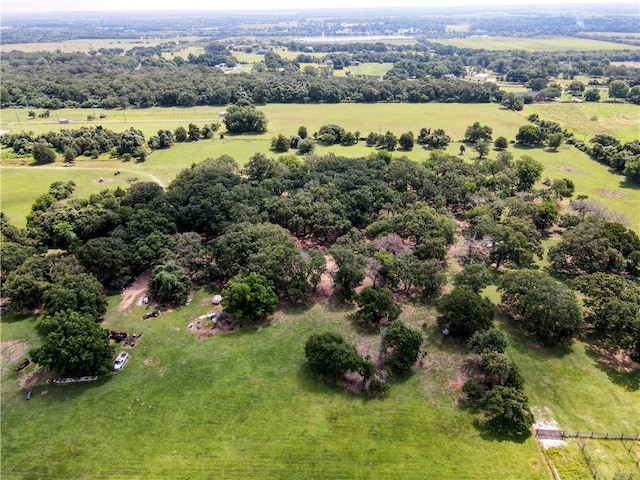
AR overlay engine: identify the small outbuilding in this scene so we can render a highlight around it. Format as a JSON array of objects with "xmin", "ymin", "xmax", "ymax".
[{"xmin": 212, "ymin": 295, "xmax": 222, "ymax": 305}]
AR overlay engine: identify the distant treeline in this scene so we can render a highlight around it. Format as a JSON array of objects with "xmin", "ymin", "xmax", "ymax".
[
  {"xmin": 0, "ymin": 52, "xmax": 500, "ymax": 108},
  {"xmin": 3, "ymin": 46, "xmax": 640, "ymax": 109}
]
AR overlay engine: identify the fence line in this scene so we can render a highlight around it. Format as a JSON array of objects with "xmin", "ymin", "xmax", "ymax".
[
  {"xmin": 612, "ymin": 474, "xmax": 635, "ymax": 480},
  {"xmin": 536, "ymin": 429, "xmax": 640, "ymax": 441},
  {"xmin": 621, "ymin": 440, "xmax": 640, "ymax": 468},
  {"xmin": 578, "ymin": 440, "xmax": 606, "ymax": 480}
]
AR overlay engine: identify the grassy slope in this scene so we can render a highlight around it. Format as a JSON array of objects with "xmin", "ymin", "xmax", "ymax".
[{"xmin": 1, "ymin": 293, "xmax": 548, "ymax": 480}]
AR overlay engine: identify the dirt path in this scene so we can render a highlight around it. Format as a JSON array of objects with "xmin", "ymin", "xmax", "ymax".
[{"xmin": 117, "ymin": 271, "xmax": 151, "ymax": 312}]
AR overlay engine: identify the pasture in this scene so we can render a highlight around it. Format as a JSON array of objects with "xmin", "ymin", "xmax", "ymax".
[
  {"xmin": 433, "ymin": 36, "xmax": 640, "ymax": 52},
  {"xmin": 2, "ymin": 102, "xmax": 639, "ymax": 230},
  {"xmin": 1, "ymin": 294, "xmax": 548, "ymax": 480},
  {"xmin": 2, "ymin": 283, "xmax": 638, "ymax": 479},
  {"xmin": 0, "ymin": 37, "xmax": 202, "ymax": 54}
]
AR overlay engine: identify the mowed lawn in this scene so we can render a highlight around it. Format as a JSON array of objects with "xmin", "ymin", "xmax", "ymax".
[
  {"xmin": 1, "ymin": 293, "xmax": 548, "ymax": 480},
  {"xmin": 2, "ymin": 103, "xmax": 638, "ymax": 230},
  {"xmin": 433, "ymin": 36, "xmax": 640, "ymax": 52}
]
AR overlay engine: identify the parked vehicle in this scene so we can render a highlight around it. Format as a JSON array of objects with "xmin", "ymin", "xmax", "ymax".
[{"xmin": 113, "ymin": 351, "xmax": 129, "ymax": 372}]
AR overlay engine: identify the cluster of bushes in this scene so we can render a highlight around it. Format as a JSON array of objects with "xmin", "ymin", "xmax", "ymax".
[
  {"xmin": 526, "ymin": 114, "xmax": 640, "ymax": 183},
  {"xmin": 148, "ymin": 122, "xmax": 220, "ymax": 149},
  {"xmin": 1, "ymin": 126, "xmax": 146, "ymax": 162},
  {"xmin": 305, "ymin": 320, "xmax": 423, "ymax": 398}
]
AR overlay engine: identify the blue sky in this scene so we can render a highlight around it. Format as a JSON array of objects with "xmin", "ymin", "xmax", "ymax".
[{"xmin": 2, "ymin": 0, "xmax": 634, "ymax": 13}]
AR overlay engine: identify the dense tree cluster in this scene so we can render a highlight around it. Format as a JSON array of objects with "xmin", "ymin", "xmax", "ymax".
[
  {"xmin": 0, "ymin": 51, "xmax": 501, "ymax": 108},
  {"xmin": 1, "ymin": 126, "xmax": 146, "ymax": 160}
]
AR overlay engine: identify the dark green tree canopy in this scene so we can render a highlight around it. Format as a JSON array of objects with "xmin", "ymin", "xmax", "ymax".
[
  {"xmin": 222, "ymin": 272, "xmax": 279, "ymax": 323},
  {"xmin": 223, "ymin": 104, "xmax": 268, "ymax": 134},
  {"xmin": 482, "ymin": 386, "xmax": 534, "ymax": 436},
  {"xmin": 381, "ymin": 321, "xmax": 423, "ymax": 376},
  {"xmin": 467, "ymin": 328, "xmax": 508, "ymax": 355},
  {"xmin": 150, "ymin": 262, "xmax": 192, "ymax": 306},
  {"xmin": 437, "ymin": 286, "xmax": 496, "ymax": 338},
  {"xmin": 355, "ymin": 287, "xmax": 402, "ymax": 326},
  {"xmin": 43, "ymin": 273, "xmax": 107, "ymax": 319},
  {"xmin": 30, "ymin": 310, "xmax": 115, "ymax": 377},
  {"xmin": 304, "ymin": 332, "xmax": 374, "ymax": 381},
  {"xmin": 499, "ymin": 270, "xmax": 582, "ymax": 345}
]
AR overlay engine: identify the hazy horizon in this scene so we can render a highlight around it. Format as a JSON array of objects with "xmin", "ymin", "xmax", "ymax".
[{"xmin": 2, "ymin": 0, "xmax": 638, "ymax": 13}]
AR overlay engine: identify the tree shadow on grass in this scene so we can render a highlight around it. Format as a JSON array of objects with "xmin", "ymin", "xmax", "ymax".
[
  {"xmin": 496, "ymin": 315, "xmax": 573, "ymax": 360},
  {"xmin": 584, "ymin": 345, "xmax": 640, "ymax": 392},
  {"xmin": 295, "ymin": 363, "xmax": 364, "ymax": 399},
  {"xmin": 618, "ymin": 177, "xmax": 640, "ymax": 191},
  {"xmin": 0, "ymin": 310, "xmax": 40, "ymax": 325},
  {"xmin": 473, "ymin": 418, "xmax": 532, "ymax": 444}
]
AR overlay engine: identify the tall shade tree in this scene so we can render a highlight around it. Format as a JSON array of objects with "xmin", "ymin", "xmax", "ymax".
[
  {"xmin": 483, "ymin": 386, "xmax": 535, "ymax": 436},
  {"xmin": 608, "ymin": 80, "xmax": 630, "ymax": 101},
  {"xmin": 43, "ymin": 273, "xmax": 107, "ymax": 319},
  {"xmin": 436, "ymin": 286, "xmax": 496, "ymax": 338},
  {"xmin": 514, "ymin": 155, "xmax": 544, "ymax": 191},
  {"xmin": 549, "ymin": 219, "xmax": 640, "ymax": 276},
  {"xmin": 329, "ymin": 247, "xmax": 367, "ymax": 301},
  {"xmin": 355, "ymin": 287, "xmax": 402, "ymax": 326},
  {"xmin": 305, "ymin": 332, "xmax": 374, "ymax": 381},
  {"xmin": 499, "ymin": 270, "xmax": 582, "ymax": 345},
  {"xmin": 149, "ymin": 262, "xmax": 192, "ymax": 306},
  {"xmin": 381, "ymin": 321, "xmax": 423, "ymax": 376},
  {"xmin": 30, "ymin": 310, "xmax": 114, "ymax": 377},
  {"xmin": 222, "ymin": 273, "xmax": 278, "ymax": 323}
]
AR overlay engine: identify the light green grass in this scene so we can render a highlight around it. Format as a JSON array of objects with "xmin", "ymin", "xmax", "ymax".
[
  {"xmin": 433, "ymin": 36, "xmax": 640, "ymax": 51},
  {"xmin": 348, "ymin": 63, "xmax": 394, "ymax": 76},
  {"xmin": 0, "ymin": 166, "xmax": 155, "ymax": 227},
  {"xmin": 0, "ymin": 37, "xmax": 201, "ymax": 54},
  {"xmin": 0, "ymin": 294, "xmax": 547, "ymax": 480},
  {"xmin": 527, "ymin": 102, "xmax": 640, "ymax": 143},
  {"xmin": 3, "ymin": 103, "xmax": 639, "ymax": 231}
]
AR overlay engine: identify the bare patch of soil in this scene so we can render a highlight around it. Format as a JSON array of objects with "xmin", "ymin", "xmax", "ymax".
[
  {"xmin": 117, "ymin": 271, "xmax": 150, "ymax": 312},
  {"xmin": 336, "ymin": 371, "xmax": 367, "ymax": 394},
  {"xmin": 598, "ymin": 189, "xmax": 625, "ymax": 199},
  {"xmin": 315, "ymin": 254, "xmax": 337, "ymax": 299},
  {"xmin": 18, "ymin": 369, "xmax": 57, "ymax": 389},
  {"xmin": 591, "ymin": 346, "xmax": 640, "ymax": 371},
  {"xmin": 0, "ymin": 341, "xmax": 28, "ymax": 373},
  {"xmin": 188, "ymin": 312, "xmax": 273, "ymax": 339}
]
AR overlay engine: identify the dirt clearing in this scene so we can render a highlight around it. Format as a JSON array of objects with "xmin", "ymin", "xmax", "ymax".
[{"xmin": 118, "ymin": 271, "xmax": 150, "ymax": 312}]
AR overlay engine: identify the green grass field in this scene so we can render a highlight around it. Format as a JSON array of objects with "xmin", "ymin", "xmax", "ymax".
[
  {"xmin": 432, "ymin": 36, "xmax": 640, "ymax": 52},
  {"xmin": 2, "ymin": 103, "xmax": 639, "ymax": 230},
  {"xmin": 0, "ymin": 37, "xmax": 201, "ymax": 54},
  {"xmin": 1, "ymin": 294, "xmax": 549, "ymax": 480},
  {"xmin": 348, "ymin": 63, "xmax": 394, "ymax": 76},
  {"xmin": 527, "ymin": 102, "xmax": 640, "ymax": 143}
]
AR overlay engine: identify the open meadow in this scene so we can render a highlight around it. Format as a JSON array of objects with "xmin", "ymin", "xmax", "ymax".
[
  {"xmin": 2, "ymin": 279, "xmax": 639, "ymax": 479},
  {"xmin": 2, "ymin": 102, "xmax": 639, "ymax": 230},
  {"xmin": 432, "ymin": 36, "xmax": 640, "ymax": 52},
  {"xmin": 1, "ymin": 293, "xmax": 549, "ymax": 480}
]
